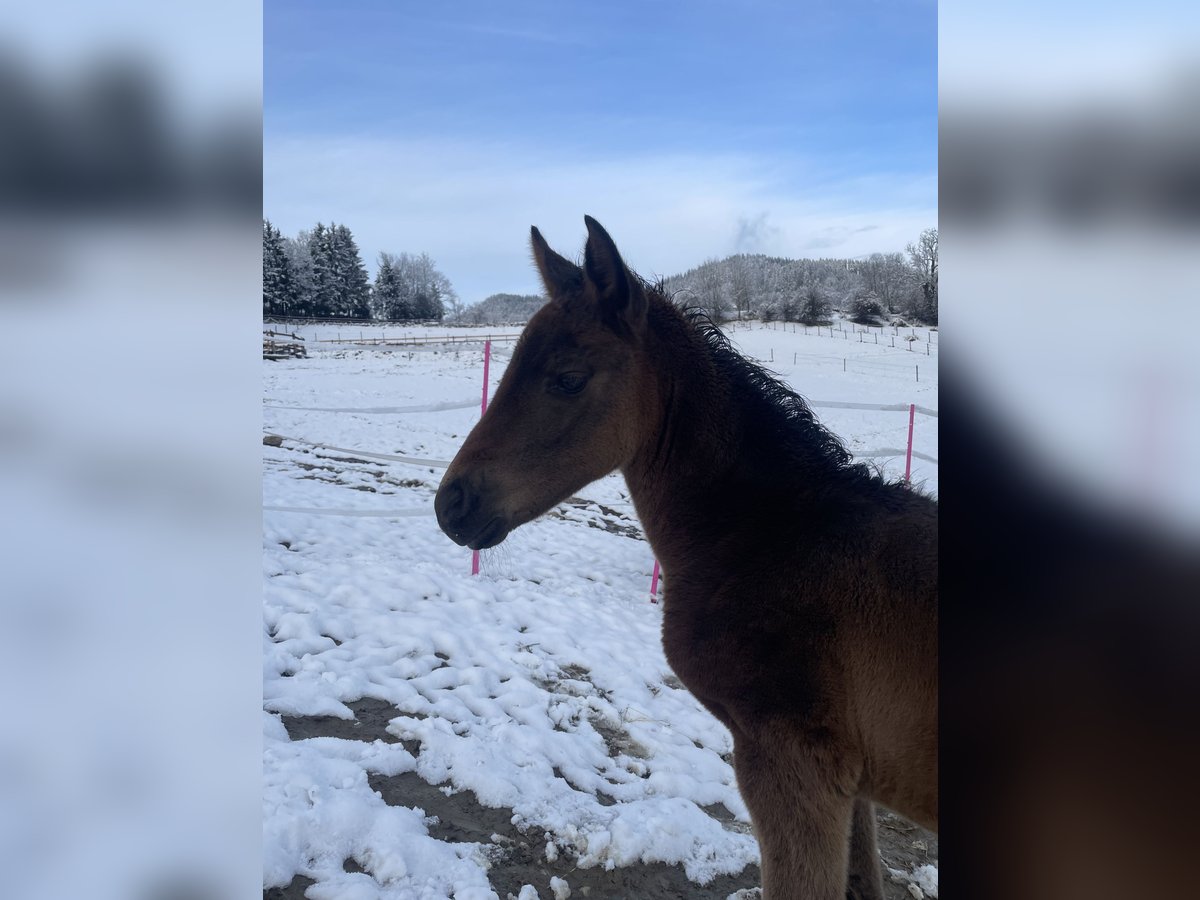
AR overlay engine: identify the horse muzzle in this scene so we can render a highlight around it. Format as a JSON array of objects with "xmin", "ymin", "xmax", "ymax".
[{"xmin": 434, "ymin": 474, "xmax": 513, "ymax": 550}]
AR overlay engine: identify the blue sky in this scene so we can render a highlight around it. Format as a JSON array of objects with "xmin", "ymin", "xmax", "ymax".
[{"xmin": 265, "ymin": 0, "xmax": 936, "ymax": 304}]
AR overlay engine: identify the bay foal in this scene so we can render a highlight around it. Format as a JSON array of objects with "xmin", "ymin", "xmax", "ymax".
[{"xmin": 435, "ymin": 217, "xmax": 938, "ymax": 899}]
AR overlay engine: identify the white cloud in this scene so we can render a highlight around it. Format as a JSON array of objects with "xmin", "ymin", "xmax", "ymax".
[{"xmin": 264, "ymin": 136, "xmax": 935, "ymax": 305}]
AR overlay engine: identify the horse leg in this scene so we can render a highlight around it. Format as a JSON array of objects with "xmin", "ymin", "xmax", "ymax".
[
  {"xmin": 845, "ymin": 799, "xmax": 884, "ymax": 900},
  {"xmin": 734, "ymin": 735, "xmax": 857, "ymax": 900}
]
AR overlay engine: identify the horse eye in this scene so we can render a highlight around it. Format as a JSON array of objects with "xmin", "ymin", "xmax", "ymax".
[{"xmin": 555, "ymin": 372, "xmax": 588, "ymax": 394}]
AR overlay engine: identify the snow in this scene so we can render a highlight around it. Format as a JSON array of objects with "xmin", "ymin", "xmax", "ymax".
[
  {"xmin": 263, "ymin": 318, "xmax": 938, "ymax": 897},
  {"xmin": 889, "ymin": 863, "xmax": 939, "ymax": 898}
]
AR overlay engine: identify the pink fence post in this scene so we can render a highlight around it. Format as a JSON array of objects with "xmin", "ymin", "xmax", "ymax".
[
  {"xmin": 471, "ymin": 340, "xmax": 492, "ymax": 576},
  {"xmin": 904, "ymin": 402, "xmax": 915, "ymax": 483},
  {"xmin": 649, "ymin": 558, "xmax": 661, "ymax": 604}
]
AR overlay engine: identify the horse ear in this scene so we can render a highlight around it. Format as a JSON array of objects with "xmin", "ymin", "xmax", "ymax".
[
  {"xmin": 530, "ymin": 226, "xmax": 582, "ymax": 299},
  {"xmin": 583, "ymin": 215, "xmax": 647, "ymax": 329}
]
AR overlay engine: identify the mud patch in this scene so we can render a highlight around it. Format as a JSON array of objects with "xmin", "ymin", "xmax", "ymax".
[
  {"xmin": 273, "ymin": 702, "xmax": 935, "ymax": 899},
  {"xmin": 369, "ymin": 770, "xmax": 520, "ymax": 845},
  {"xmin": 588, "ymin": 713, "xmax": 648, "ymax": 761},
  {"xmin": 263, "ymin": 874, "xmax": 313, "ymax": 899},
  {"xmin": 702, "ymin": 801, "xmax": 754, "ymax": 836},
  {"xmin": 548, "ymin": 497, "xmax": 644, "ymax": 541},
  {"xmin": 544, "ymin": 665, "xmax": 646, "ymax": 761},
  {"xmin": 368, "ymin": 766, "xmax": 763, "ymax": 898},
  {"xmin": 280, "ymin": 697, "xmax": 421, "ymax": 754}
]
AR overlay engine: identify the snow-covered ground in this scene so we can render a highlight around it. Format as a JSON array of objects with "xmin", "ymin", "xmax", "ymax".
[{"xmin": 263, "ymin": 317, "xmax": 938, "ymax": 899}]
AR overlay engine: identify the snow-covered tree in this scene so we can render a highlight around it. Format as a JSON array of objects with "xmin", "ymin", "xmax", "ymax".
[
  {"xmin": 333, "ymin": 224, "xmax": 371, "ymax": 319},
  {"xmin": 859, "ymin": 252, "xmax": 909, "ymax": 314},
  {"xmin": 665, "ymin": 254, "xmax": 865, "ymax": 323},
  {"xmin": 306, "ymin": 223, "xmax": 336, "ymax": 317},
  {"xmin": 692, "ymin": 258, "xmax": 729, "ymax": 322},
  {"xmin": 455, "ymin": 293, "xmax": 546, "ymax": 325},
  {"xmin": 728, "ymin": 255, "xmax": 753, "ymax": 320},
  {"xmin": 905, "ymin": 228, "xmax": 938, "ymax": 324},
  {"xmin": 379, "ymin": 251, "xmax": 452, "ymax": 321},
  {"xmin": 268, "ymin": 220, "xmax": 458, "ymax": 320},
  {"xmin": 281, "ymin": 230, "xmax": 315, "ymax": 316},
  {"xmin": 848, "ymin": 292, "xmax": 886, "ymax": 325},
  {"xmin": 372, "ymin": 251, "xmax": 411, "ymax": 320},
  {"xmin": 302, "ymin": 222, "xmax": 371, "ymax": 318},
  {"xmin": 797, "ymin": 283, "xmax": 833, "ymax": 325},
  {"xmin": 262, "ymin": 219, "xmax": 298, "ymax": 317}
]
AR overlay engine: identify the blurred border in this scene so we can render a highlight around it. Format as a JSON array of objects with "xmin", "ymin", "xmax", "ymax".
[
  {"xmin": 0, "ymin": 4, "xmax": 262, "ymax": 899},
  {"xmin": 942, "ymin": 4, "xmax": 1200, "ymax": 899}
]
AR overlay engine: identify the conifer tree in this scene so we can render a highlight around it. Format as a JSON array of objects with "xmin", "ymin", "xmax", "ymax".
[
  {"xmin": 262, "ymin": 219, "xmax": 298, "ymax": 317},
  {"xmin": 372, "ymin": 252, "xmax": 411, "ymax": 320},
  {"xmin": 333, "ymin": 224, "xmax": 371, "ymax": 319},
  {"xmin": 307, "ymin": 223, "xmax": 336, "ymax": 317},
  {"xmin": 282, "ymin": 230, "xmax": 314, "ymax": 316}
]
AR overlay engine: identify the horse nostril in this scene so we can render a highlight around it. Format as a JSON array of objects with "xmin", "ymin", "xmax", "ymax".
[
  {"xmin": 436, "ymin": 478, "xmax": 457, "ymax": 512},
  {"xmin": 436, "ymin": 474, "xmax": 491, "ymax": 546},
  {"xmin": 435, "ymin": 476, "xmax": 469, "ymax": 531}
]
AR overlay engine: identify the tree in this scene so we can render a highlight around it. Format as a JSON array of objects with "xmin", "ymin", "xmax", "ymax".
[
  {"xmin": 905, "ymin": 228, "xmax": 938, "ymax": 324},
  {"xmin": 694, "ymin": 258, "xmax": 729, "ymax": 322},
  {"xmin": 419, "ymin": 253, "xmax": 462, "ymax": 319},
  {"xmin": 848, "ymin": 292, "xmax": 886, "ymax": 325},
  {"xmin": 372, "ymin": 251, "xmax": 410, "ymax": 320},
  {"xmin": 304, "ymin": 222, "xmax": 371, "ymax": 318},
  {"xmin": 859, "ymin": 252, "xmax": 909, "ymax": 314},
  {"xmin": 282, "ymin": 230, "xmax": 315, "ymax": 316},
  {"xmin": 797, "ymin": 284, "xmax": 833, "ymax": 325},
  {"xmin": 307, "ymin": 223, "xmax": 336, "ymax": 317},
  {"xmin": 372, "ymin": 251, "xmax": 456, "ymax": 321},
  {"xmin": 728, "ymin": 254, "xmax": 753, "ymax": 320},
  {"xmin": 262, "ymin": 219, "xmax": 298, "ymax": 317},
  {"xmin": 455, "ymin": 293, "xmax": 545, "ymax": 325},
  {"xmin": 333, "ymin": 224, "xmax": 372, "ymax": 319},
  {"xmin": 409, "ymin": 252, "xmax": 449, "ymax": 321}
]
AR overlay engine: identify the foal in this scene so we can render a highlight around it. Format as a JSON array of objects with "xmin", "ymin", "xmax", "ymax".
[{"xmin": 435, "ymin": 217, "xmax": 938, "ymax": 899}]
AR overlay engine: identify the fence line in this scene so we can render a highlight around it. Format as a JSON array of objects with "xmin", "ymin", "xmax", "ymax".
[
  {"xmin": 854, "ymin": 448, "xmax": 939, "ymax": 464},
  {"xmin": 316, "ymin": 332, "xmax": 523, "ymax": 347},
  {"xmin": 265, "ymin": 380, "xmax": 937, "ymax": 520},
  {"xmin": 264, "ymin": 453, "xmax": 939, "ymax": 518},
  {"xmin": 264, "ymin": 392, "xmax": 938, "ymax": 475},
  {"xmin": 266, "ymin": 397, "xmax": 937, "ymax": 419},
  {"xmin": 264, "ymin": 315, "xmax": 445, "ymax": 327},
  {"xmin": 264, "ymin": 399, "xmax": 478, "ymax": 414},
  {"xmin": 264, "ymin": 432, "xmax": 450, "ymax": 468},
  {"xmin": 762, "ymin": 321, "xmax": 938, "ymax": 341},
  {"xmin": 264, "ymin": 505, "xmax": 435, "ymax": 517},
  {"xmin": 810, "ymin": 400, "xmax": 938, "ymax": 418},
  {"xmin": 746, "ymin": 351, "xmax": 937, "ymax": 382},
  {"xmin": 263, "ymin": 436, "xmax": 940, "ymax": 521}
]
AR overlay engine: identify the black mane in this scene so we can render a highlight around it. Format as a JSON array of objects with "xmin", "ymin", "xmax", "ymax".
[{"xmin": 644, "ymin": 281, "xmax": 885, "ymax": 489}]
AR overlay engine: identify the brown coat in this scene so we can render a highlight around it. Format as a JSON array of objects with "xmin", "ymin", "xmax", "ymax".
[{"xmin": 436, "ymin": 217, "xmax": 938, "ymax": 899}]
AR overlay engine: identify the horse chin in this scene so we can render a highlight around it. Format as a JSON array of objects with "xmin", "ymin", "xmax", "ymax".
[
  {"xmin": 466, "ymin": 516, "xmax": 511, "ymax": 551},
  {"xmin": 467, "ymin": 501, "xmax": 556, "ymax": 550}
]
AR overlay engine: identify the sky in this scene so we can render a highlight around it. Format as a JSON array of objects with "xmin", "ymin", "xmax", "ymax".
[{"xmin": 264, "ymin": 0, "xmax": 936, "ymax": 306}]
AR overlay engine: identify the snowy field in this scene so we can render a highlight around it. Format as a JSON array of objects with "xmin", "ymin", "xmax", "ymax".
[{"xmin": 263, "ymin": 317, "xmax": 939, "ymax": 899}]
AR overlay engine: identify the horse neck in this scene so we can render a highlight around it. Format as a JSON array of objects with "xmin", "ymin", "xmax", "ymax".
[
  {"xmin": 621, "ymin": 301, "xmax": 874, "ymax": 573},
  {"xmin": 620, "ymin": 303, "xmax": 747, "ymax": 567}
]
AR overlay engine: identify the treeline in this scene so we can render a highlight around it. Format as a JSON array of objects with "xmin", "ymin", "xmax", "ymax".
[
  {"xmin": 263, "ymin": 219, "xmax": 459, "ymax": 321},
  {"xmin": 454, "ymin": 293, "xmax": 547, "ymax": 326},
  {"xmin": 664, "ymin": 228, "xmax": 937, "ymax": 325}
]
